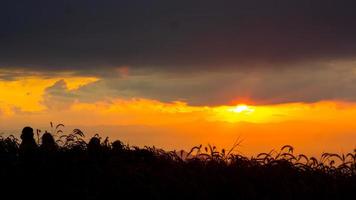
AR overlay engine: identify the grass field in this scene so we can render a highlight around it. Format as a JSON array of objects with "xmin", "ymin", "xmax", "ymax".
[{"xmin": 1, "ymin": 126, "xmax": 355, "ymax": 199}]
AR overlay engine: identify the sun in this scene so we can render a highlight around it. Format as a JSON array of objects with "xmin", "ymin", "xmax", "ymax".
[
  {"xmin": 211, "ymin": 104, "xmax": 256, "ymax": 123},
  {"xmin": 230, "ymin": 104, "xmax": 254, "ymax": 113}
]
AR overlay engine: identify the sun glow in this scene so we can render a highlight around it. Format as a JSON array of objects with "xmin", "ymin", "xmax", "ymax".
[
  {"xmin": 1, "ymin": 74, "xmax": 356, "ymax": 155},
  {"xmin": 230, "ymin": 104, "xmax": 254, "ymax": 113}
]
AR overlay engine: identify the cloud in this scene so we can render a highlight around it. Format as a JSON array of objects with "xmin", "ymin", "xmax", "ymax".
[
  {"xmin": 1, "ymin": 0, "xmax": 356, "ymax": 72},
  {"xmin": 2, "ymin": 1, "xmax": 356, "ymax": 105},
  {"xmin": 41, "ymin": 79, "xmax": 77, "ymax": 110},
  {"xmin": 63, "ymin": 61, "xmax": 356, "ymax": 105},
  {"xmin": 2, "ymin": 59, "xmax": 356, "ymax": 106}
]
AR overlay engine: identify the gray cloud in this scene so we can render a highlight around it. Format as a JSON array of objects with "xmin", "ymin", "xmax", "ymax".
[
  {"xmin": 42, "ymin": 79, "xmax": 78, "ymax": 109},
  {"xmin": 2, "ymin": 1, "xmax": 356, "ymax": 105},
  {"xmin": 1, "ymin": 0, "xmax": 356, "ymax": 73},
  {"xmin": 39, "ymin": 61, "xmax": 356, "ymax": 105},
  {"xmin": 96, "ymin": 63, "xmax": 356, "ymax": 105}
]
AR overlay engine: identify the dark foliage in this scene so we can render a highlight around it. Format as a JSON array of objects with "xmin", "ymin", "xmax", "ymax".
[{"xmin": 0, "ymin": 127, "xmax": 355, "ymax": 200}]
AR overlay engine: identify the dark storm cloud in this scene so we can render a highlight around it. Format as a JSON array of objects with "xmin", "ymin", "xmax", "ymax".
[
  {"xmin": 3, "ymin": 0, "xmax": 356, "ymax": 105},
  {"xmin": 1, "ymin": 0, "xmax": 356, "ymax": 72}
]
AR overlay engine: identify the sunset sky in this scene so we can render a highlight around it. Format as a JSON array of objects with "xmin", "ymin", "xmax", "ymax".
[{"xmin": 1, "ymin": 1, "xmax": 356, "ymax": 155}]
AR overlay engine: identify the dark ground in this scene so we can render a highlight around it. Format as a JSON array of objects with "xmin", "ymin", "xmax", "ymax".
[{"xmin": 1, "ymin": 132, "xmax": 355, "ymax": 200}]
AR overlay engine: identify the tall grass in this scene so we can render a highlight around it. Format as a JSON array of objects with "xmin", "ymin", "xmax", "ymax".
[{"xmin": 0, "ymin": 124, "xmax": 355, "ymax": 199}]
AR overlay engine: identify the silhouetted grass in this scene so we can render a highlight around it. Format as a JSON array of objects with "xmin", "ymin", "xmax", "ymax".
[{"xmin": 0, "ymin": 125, "xmax": 355, "ymax": 200}]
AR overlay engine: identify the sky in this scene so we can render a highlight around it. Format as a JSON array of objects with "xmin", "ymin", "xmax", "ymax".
[{"xmin": 1, "ymin": 1, "xmax": 356, "ymax": 155}]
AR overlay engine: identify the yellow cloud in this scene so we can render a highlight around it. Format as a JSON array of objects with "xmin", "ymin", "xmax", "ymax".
[
  {"xmin": 69, "ymin": 99, "xmax": 356, "ymax": 126},
  {"xmin": 0, "ymin": 76, "xmax": 98, "ymax": 112}
]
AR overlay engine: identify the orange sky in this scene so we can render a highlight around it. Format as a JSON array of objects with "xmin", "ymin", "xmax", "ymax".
[
  {"xmin": 2, "ymin": 1, "xmax": 356, "ymax": 159},
  {"xmin": 0, "ymin": 75, "xmax": 355, "ymax": 156}
]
